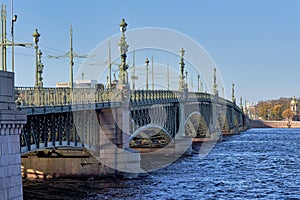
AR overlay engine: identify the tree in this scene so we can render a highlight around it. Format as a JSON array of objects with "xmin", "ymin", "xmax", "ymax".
[
  {"xmin": 255, "ymin": 97, "xmax": 295, "ymax": 120},
  {"xmin": 282, "ymin": 108, "xmax": 293, "ymax": 120},
  {"xmin": 271, "ymin": 104, "xmax": 283, "ymax": 120},
  {"xmin": 257, "ymin": 101, "xmax": 271, "ymax": 120}
]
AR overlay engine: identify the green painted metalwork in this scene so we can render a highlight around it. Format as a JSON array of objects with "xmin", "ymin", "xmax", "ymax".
[
  {"xmin": 15, "ymin": 87, "xmax": 243, "ymax": 115},
  {"xmin": 32, "ymin": 29, "xmax": 41, "ymax": 88},
  {"xmin": 118, "ymin": 18, "xmax": 129, "ymax": 88}
]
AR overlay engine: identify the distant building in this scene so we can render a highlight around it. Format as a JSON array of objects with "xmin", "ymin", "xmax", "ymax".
[
  {"xmin": 56, "ymin": 80, "xmax": 105, "ymax": 89},
  {"xmin": 75, "ymin": 79, "xmax": 105, "ymax": 90},
  {"xmin": 56, "ymin": 82, "xmax": 71, "ymax": 88},
  {"xmin": 290, "ymin": 96, "xmax": 299, "ymax": 120},
  {"xmin": 75, "ymin": 79, "xmax": 97, "ymax": 88},
  {"xmin": 245, "ymin": 102, "xmax": 258, "ymax": 119}
]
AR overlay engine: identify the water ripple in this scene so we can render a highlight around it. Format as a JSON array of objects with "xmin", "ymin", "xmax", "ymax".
[{"xmin": 23, "ymin": 129, "xmax": 300, "ymax": 199}]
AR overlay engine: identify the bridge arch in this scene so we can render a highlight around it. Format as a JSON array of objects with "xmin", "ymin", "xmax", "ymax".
[
  {"xmin": 184, "ymin": 111, "xmax": 209, "ymax": 138},
  {"xmin": 129, "ymin": 124, "xmax": 173, "ymax": 148}
]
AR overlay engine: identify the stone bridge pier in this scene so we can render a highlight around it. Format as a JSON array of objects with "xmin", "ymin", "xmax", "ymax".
[
  {"xmin": 176, "ymin": 93, "xmax": 222, "ymax": 155},
  {"xmin": 96, "ymin": 90, "xmax": 141, "ymax": 177},
  {"xmin": 0, "ymin": 71, "xmax": 26, "ymax": 200},
  {"xmin": 175, "ymin": 92, "xmax": 193, "ymax": 156}
]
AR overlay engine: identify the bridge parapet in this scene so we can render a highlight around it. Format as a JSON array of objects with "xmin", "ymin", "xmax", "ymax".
[
  {"xmin": 130, "ymin": 90, "xmax": 181, "ymax": 105},
  {"xmin": 15, "ymin": 87, "xmax": 115, "ymax": 107},
  {"xmin": 16, "ymin": 87, "xmax": 243, "ymax": 109},
  {"xmin": 16, "ymin": 88, "xmax": 186, "ymax": 108}
]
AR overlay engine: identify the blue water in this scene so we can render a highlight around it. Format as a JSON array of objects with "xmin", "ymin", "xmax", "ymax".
[{"xmin": 23, "ymin": 128, "xmax": 300, "ymax": 199}]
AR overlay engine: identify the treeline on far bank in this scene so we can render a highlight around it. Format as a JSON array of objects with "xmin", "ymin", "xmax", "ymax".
[{"xmin": 255, "ymin": 97, "xmax": 297, "ymax": 120}]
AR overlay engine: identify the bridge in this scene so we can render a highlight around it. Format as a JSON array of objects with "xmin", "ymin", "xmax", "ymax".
[
  {"xmin": 15, "ymin": 85, "xmax": 247, "ymax": 177},
  {"xmin": 0, "ymin": 18, "xmax": 248, "ymax": 195},
  {"xmin": 16, "ymin": 87, "xmax": 247, "ymax": 153}
]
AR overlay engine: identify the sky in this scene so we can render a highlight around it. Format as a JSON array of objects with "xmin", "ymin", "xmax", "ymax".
[{"xmin": 1, "ymin": 0, "xmax": 300, "ymax": 103}]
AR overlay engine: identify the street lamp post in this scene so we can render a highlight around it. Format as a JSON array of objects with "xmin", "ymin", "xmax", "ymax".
[
  {"xmin": 213, "ymin": 67, "xmax": 218, "ymax": 95},
  {"xmin": 1, "ymin": 4, "xmax": 7, "ymax": 71},
  {"xmin": 185, "ymin": 71, "xmax": 188, "ymax": 87},
  {"xmin": 179, "ymin": 48, "xmax": 185, "ymax": 91},
  {"xmin": 11, "ymin": 14, "xmax": 16, "ymax": 72},
  {"xmin": 167, "ymin": 62, "xmax": 170, "ymax": 90},
  {"xmin": 11, "ymin": 0, "xmax": 17, "ymax": 72},
  {"xmin": 118, "ymin": 18, "xmax": 129, "ymax": 89},
  {"xmin": 240, "ymin": 97, "xmax": 243, "ymax": 110},
  {"xmin": 232, "ymin": 83, "xmax": 236, "ymax": 104},
  {"xmin": 131, "ymin": 50, "xmax": 138, "ymax": 90},
  {"xmin": 69, "ymin": 25, "xmax": 74, "ymax": 89},
  {"xmin": 145, "ymin": 58, "xmax": 149, "ymax": 90},
  {"xmin": 151, "ymin": 56, "xmax": 154, "ymax": 90},
  {"xmin": 37, "ymin": 50, "xmax": 44, "ymax": 87},
  {"xmin": 107, "ymin": 40, "xmax": 112, "ymax": 89},
  {"xmin": 198, "ymin": 74, "xmax": 200, "ymax": 92},
  {"xmin": 32, "ymin": 29, "xmax": 40, "ymax": 88}
]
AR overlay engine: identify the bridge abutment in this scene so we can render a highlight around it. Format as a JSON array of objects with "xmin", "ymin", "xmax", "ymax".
[{"xmin": 0, "ymin": 71, "xmax": 26, "ymax": 200}]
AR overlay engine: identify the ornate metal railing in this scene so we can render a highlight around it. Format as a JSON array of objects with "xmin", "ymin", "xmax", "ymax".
[
  {"xmin": 130, "ymin": 90, "xmax": 182, "ymax": 104},
  {"xmin": 15, "ymin": 87, "xmax": 113, "ymax": 107},
  {"xmin": 15, "ymin": 87, "xmax": 242, "ymax": 113},
  {"xmin": 15, "ymin": 87, "xmax": 184, "ymax": 107}
]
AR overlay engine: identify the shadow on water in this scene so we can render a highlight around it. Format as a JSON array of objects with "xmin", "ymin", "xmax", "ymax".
[{"xmin": 23, "ymin": 177, "xmax": 146, "ymax": 200}]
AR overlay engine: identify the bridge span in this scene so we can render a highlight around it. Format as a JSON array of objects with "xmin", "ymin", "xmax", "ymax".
[{"xmin": 15, "ymin": 86, "xmax": 248, "ymax": 178}]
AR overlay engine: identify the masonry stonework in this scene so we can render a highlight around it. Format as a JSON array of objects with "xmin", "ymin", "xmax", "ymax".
[{"xmin": 0, "ymin": 71, "xmax": 26, "ymax": 200}]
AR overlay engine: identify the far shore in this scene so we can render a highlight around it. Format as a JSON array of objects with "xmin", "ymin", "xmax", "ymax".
[{"xmin": 250, "ymin": 119, "xmax": 300, "ymax": 128}]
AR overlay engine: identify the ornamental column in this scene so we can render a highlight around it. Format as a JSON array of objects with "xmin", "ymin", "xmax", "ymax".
[{"xmin": 117, "ymin": 18, "xmax": 129, "ymax": 90}]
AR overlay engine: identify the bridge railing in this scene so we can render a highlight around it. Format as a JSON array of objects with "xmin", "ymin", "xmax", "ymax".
[
  {"xmin": 15, "ymin": 87, "xmax": 185, "ymax": 107},
  {"xmin": 130, "ymin": 90, "xmax": 182, "ymax": 104},
  {"xmin": 15, "ymin": 87, "xmax": 115, "ymax": 107},
  {"xmin": 15, "ymin": 87, "xmax": 243, "ymax": 114}
]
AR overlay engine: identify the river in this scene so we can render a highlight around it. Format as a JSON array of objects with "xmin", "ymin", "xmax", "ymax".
[{"xmin": 23, "ymin": 128, "xmax": 300, "ymax": 199}]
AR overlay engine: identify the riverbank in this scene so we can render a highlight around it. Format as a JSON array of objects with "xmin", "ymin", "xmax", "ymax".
[{"xmin": 250, "ymin": 120, "xmax": 300, "ymax": 128}]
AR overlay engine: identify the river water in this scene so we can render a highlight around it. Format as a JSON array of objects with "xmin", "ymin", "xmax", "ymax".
[{"xmin": 23, "ymin": 128, "xmax": 300, "ymax": 199}]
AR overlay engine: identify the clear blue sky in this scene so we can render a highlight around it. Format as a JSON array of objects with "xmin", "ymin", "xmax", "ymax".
[{"xmin": 3, "ymin": 0, "xmax": 300, "ymax": 103}]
